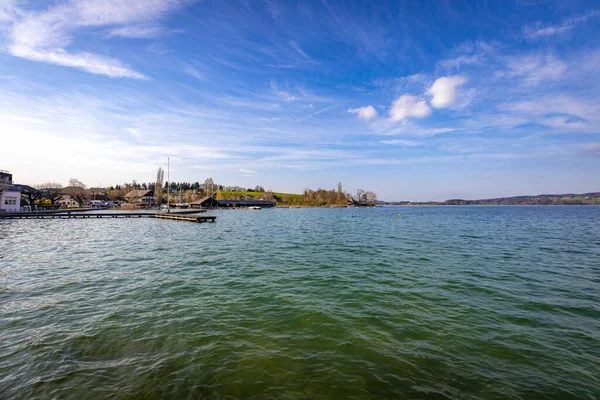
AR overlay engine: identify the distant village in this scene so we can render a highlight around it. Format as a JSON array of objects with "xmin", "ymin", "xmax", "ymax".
[{"xmin": 0, "ymin": 168, "xmax": 378, "ymax": 212}]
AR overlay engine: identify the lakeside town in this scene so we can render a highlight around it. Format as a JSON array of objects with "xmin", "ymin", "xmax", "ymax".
[
  {"xmin": 0, "ymin": 168, "xmax": 377, "ymax": 212},
  {"xmin": 3, "ymin": 167, "xmax": 599, "ymax": 214}
]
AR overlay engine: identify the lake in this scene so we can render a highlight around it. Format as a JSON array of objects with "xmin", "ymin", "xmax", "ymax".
[{"xmin": 1, "ymin": 206, "xmax": 599, "ymax": 399}]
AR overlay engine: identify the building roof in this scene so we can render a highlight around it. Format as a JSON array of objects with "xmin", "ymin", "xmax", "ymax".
[
  {"xmin": 125, "ymin": 190, "xmax": 153, "ymax": 198},
  {"xmin": 18, "ymin": 184, "xmax": 38, "ymax": 194},
  {"xmin": 190, "ymin": 196, "xmax": 213, "ymax": 205}
]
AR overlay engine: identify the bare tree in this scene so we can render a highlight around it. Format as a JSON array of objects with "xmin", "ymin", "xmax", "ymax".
[
  {"xmin": 155, "ymin": 167, "xmax": 164, "ymax": 204},
  {"xmin": 365, "ymin": 191, "xmax": 377, "ymax": 205},
  {"xmin": 37, "ymin": 182, "xmax": 64, "ymax": 207},
  {"xmin": 337, "ymin": 181, "xmax": 343, "ymax": 202},
  {"xmin": 66, "ymin": 179, "xmax": 88, "ymax": 207},
  {"xmin": 204, "ymin": 177, "xmax": 214, "ymax": 197},
  {"xmin": 68, "ymin": 178, "xmax": 86, "ymax": 189},
  {"xmin": 355, "ymin": 189, "xmax": 365, "ymax": 203}
]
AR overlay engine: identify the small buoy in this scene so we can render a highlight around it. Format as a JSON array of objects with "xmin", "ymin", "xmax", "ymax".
[{"xmin": 397, "ymin": 213, "xmax": 402, "ymax": 216}]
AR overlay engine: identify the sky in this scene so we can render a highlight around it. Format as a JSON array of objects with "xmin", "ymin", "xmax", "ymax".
[{"xmin": 0, "ymin": 0, "xmax": 599, "ymax": 201}]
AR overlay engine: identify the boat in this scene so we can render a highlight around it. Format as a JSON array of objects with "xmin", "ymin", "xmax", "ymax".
[{"xmin": 248, "ymin": 206, "xmax": 261, "ymax": 210}]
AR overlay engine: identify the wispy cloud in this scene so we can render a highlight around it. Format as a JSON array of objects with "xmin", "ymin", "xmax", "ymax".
[
  {"xmin": 381, "ymin": 139, "xmax": 420, "ymax": 146},
  {"xmin": 582, "ymin": 143, "xmax": 600, "ymax": 154},
  {"xmin": 270, "ymin": 79, "xmax": 297, "ymax": 102},
  {"xmin": 11, "ymin": 46, "xmax": 148, "ymax": 79},
  {"xmin": 437, "ymin": 54, "xmax": 482, "ymax": 71},
  {"xmin": 497, "ymin": 54, "xmax": 566, "ymax": 86},
  {"xmin": 523, "ymin": 9, "xmax": 600, "ymax": 39},
  {"xmin": 289, "ymin": 40, "xmax": 314, "ymax": 62},
  {"xmin": 107, "ymin": 25, "xmax": 164, "ymax": 39},
  {"xmin": 1, "ymin": 0, "xmax": 191, "ymax": 78},
  {"xmin": 183, "ymin": 64, "xmax": 206, "ymax": 80}
]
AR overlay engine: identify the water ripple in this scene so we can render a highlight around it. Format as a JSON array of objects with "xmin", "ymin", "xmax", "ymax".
[{"xmin": 1, "ymin": 206, "xmax": 599, "ymax": 399}]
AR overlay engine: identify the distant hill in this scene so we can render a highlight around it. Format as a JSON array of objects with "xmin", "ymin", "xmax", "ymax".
[{"xmin": 385, "ymin": 193, "xmax": 600, "ymax": 206}]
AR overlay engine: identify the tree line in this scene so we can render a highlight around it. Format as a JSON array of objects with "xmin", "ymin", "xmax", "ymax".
[{"xmin": 23, "ymin": 173, "xmax": 377, "ymax": 208}]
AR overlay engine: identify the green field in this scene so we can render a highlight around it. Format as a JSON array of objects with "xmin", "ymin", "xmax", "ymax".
[{"xmin": 215, "ymin": 191, "xmax": 305, "ymax": 203}]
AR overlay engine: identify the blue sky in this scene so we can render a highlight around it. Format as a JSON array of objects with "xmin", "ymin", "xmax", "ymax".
[{"xmin": 1, "ymin": 0, "xmax": 599, "ymax": 201}]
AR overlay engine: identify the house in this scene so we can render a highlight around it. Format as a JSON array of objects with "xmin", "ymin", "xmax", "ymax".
[
  {"xmin": 0, "ymin": 169, "xmax": 22, "ymax": 212},
  {"xmin": 124, "ymin": 189, "xmax": 155, "ymax": 206},
  {"xmin": 190, "ymin": 195, "xmax": 275, "ymax": 209},
  {"xmin": 60, "ymin": 186, "xmax": 87, "ymax": 208},
  {"xmin": 89, "ymin": 187, "xmax": 109, "ymax": 202}
]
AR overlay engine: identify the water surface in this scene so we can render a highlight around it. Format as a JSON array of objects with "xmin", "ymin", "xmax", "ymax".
[{"xmin": 1, "ymin": 206, "xmax": 599, "ymax": 399}]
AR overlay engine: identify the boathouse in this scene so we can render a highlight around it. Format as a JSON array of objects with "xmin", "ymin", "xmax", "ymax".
[
  {"xmin": 124, "ymin": 190, "xmax": 155, "ymax": 206},
  {"xmin": 190, "ymin": 196, "xmax": 275, "ymax": 209}
]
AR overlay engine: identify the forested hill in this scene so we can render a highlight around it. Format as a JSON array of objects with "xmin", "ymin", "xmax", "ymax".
[{"xmin": 386, "ymin": 193, "xmax": 600, "ymax": 205}]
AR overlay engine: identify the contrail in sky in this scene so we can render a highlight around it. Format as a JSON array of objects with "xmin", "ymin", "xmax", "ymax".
[{"xmin": 212, "ymin": 102, "xmax": 344, "ymax": 151}]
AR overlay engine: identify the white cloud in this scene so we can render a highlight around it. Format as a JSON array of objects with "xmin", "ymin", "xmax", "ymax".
[
  {"xmin": 348, "ymin": 105, "xmax": 378, "ymax": 120},
  {"xmin": 239, "ymin": 168, "xmax": 256, "ymax": 175},
  {"xmin": 389, "ymin": 94, "xmax": 431, "ymax": 122},
  {"xmin": 1, "ymin": 0, "xmax": 190, "ymax": 78},
  {"xmin": 0, "ymin": 0, "xmax": 17, "ymax": 23},
  {"xmin": 427, "ymin": 76, "xmax": 467, "ymax": 109}
]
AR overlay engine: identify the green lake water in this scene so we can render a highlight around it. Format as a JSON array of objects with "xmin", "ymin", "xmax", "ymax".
[{"xmin": 1, "ymin": 206, "xmax": 599, "ymax": 399}]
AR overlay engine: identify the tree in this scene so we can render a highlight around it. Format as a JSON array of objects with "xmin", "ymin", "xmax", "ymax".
[
  {"xmin": 66, "ymin": 179, "xmax": 88, "ymax": 207},
  {"xmin": 155, "ymin": 167, "xmax": 164, "ymax": 204},
  {"xmin": 365, "ymin": 191, "xmax": 377, "ymax": 205},
  {"xmin": 68, "ymin": 178, "xmax": 86, "ymax": 188},
  {"xmin": 261, "ymin": 191, "xmax": 276, "ymax": 201},
  {"xmin": 22, "ymin": 187, "xmax": 41, "ymax": 208},
  {"xmin": 337, "ymin": 182, "xmax": 343, "ymax": 202},
  {"xmin": 355, "ymin": 189, "xmax": 365, "ymax": 203},
  {"xmin": 204, "ymin": 177, "xmax": 214, "ymax": 197},
  {"xmin": 37, "ymin": 182, "xmax": 64, "ymax": 207}
]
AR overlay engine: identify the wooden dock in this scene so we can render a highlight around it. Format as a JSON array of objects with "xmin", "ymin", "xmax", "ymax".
[
  {"xmin": 156, "ymin": 214, "xmax": 216, "ymax": 223},
  {"xmin": 0, "ymin": 212, "xmax": 216, "ymax": 223}
]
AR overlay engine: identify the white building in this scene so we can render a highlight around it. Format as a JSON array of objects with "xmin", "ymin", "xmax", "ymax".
[{"xmin": 0, "ymin": 169, "xmax": 21, "ymax": 212}]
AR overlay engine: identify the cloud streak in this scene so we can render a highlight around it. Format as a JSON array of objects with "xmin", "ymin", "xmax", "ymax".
[{"xmin": 523, "ymin": 9, "xmax": 600, "ymax": 39}]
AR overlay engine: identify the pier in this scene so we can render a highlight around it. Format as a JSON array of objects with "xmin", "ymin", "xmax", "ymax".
[{"xmin": 0, "ymin": 211, "xmax": 216, "ymax": 223}]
